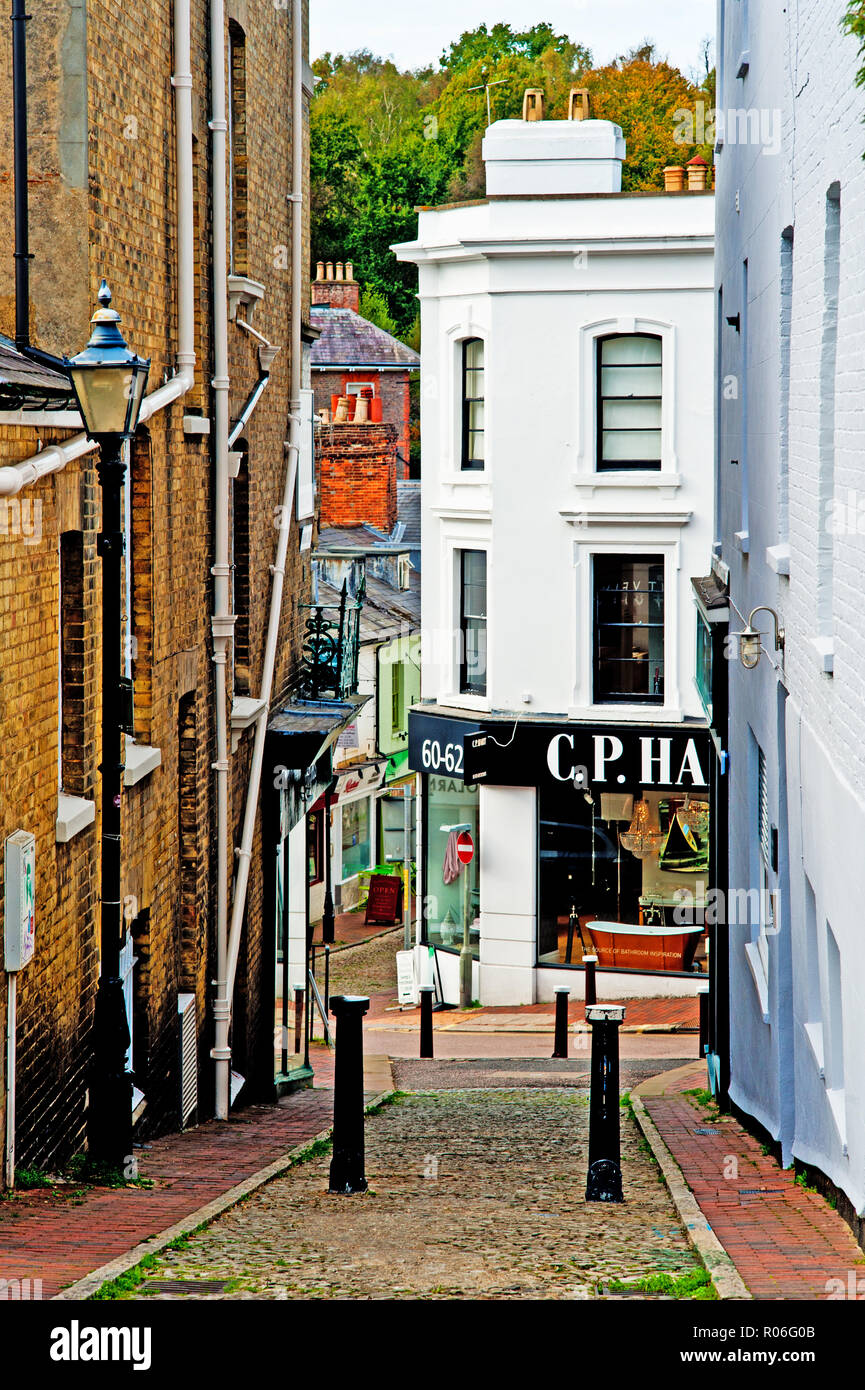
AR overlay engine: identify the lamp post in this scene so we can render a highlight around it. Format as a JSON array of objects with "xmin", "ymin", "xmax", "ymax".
[
  {"xmin": 321, "ymin": 778, "xmax": 336, "ymax": 945},
  {"xmin": 67, "ymin": 280, "xmax": 150, "ymax": 1169}
]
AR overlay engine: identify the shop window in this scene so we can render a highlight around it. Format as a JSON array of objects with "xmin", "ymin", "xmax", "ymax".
[
  {"xmin": 308, "ymin": 810, "xmax": 324, "ymax": 886},
  {"xmin": 695, "ymin": 614, "xmax": 713, "ymax": 721},
  {"xmin": 459, "ymin": 550, "xmax": 487, "ymax": 696},
  {"xmin": 593, "ymin": 555, "xmax": 664, "ymax": 704},
  {"xmin": 341, "ymin": 798, "xmax": 371, "ymax": 879},
  {"xmin": 597, "ymin": 334, "xmax": 662, "ymax": 470},
  {"xmin": 423, "ymin": 774, "xmax": 480, "ymax": 958},
  {"xmin": 537, "ymin": 781, "xmax": 709, "ymax": 976},
  {"xmin": 461, "ymin": 339, "xmax": 484, "ymax": 469}
]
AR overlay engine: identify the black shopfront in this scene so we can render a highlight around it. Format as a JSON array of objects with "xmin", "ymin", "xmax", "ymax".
[{"xmin": 410, "ymin": 708, "xmax": 719, "ymax": 982}]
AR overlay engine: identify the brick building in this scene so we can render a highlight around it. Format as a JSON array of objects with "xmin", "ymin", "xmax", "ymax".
[
  {"xmin": 310, "ymin": 262, "xmax": 420, "ymax": 477},
  {"xmin": 0, "ymin": 0, "xmax": 333, "ymax": 1182}
]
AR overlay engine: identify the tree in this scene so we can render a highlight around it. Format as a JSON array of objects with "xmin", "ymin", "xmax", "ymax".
[{"xmin": 442, "ymin": 22, "xmax": 591, "ymax": 74}]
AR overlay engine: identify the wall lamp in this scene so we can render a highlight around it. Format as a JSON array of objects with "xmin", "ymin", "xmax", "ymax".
[{"xmin": 735, "ymin": 606, "xmax": 785, "ymax": 669}]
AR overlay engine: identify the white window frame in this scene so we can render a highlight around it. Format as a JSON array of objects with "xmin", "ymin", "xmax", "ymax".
[
  {"xmin": 574, "ymin": 316, "xmax": 679, "ymax": 486},
  {"xmin": 442, "ymin": 319, "xmax": 490, "ymax": 483}
]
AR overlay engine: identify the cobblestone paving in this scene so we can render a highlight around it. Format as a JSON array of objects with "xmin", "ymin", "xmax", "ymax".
[{"xmin": 129, "ymin": 1088, "xmax": 704, "ymax": 1301}]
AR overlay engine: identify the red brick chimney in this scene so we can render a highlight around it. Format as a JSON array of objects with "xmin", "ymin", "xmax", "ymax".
[
  {"xmin": 318, "ymin": 422, "xmax": 398, "ymax": 532},
  {"xmin": 312, "ymin": 260, "xmax": 361, "ymax": 313}
]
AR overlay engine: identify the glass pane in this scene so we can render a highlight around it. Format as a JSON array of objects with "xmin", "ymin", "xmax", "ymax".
[
  {"xmin": 465, "ymin": 339, "xmax": 484, "ymax": 371},
  {"xmin": 468, "ymin": 400, "xmax": 484, "ymax": 433},
  {"xmin": 464, "ymin": 619, "xmax": 487, "ymax": 690},
  {"xmin": 602, "ymin": 429, "xmax": 662, "ymax": 461},
  {"xmin": 601, "ymin": 364, "xmax": 663, "ymax": 397},
  {"xmin": 465, "ymin": 368, "xmax": 484, "ymax": 400},
  {"xmin": 467, "ymin": 430, "xmax": 485, "ymax": 462},
  {"xmin": 462, "ymin": 552, "xmax": 486, "ymax": 613},
  {"xmin": 425, "ymin": 774, "xmax": 480, "ymax": 957},
  {"xmin": 601, "ymin": 335, "xmax": 662, "ymax": 365},
  {"xmin": 341, "ymin": 798, "xmax": 371, "ymax": 878},
  {"xmin": 594, "ymin": 557, "xmax": 664, "ymax": 702},
  {"xmin": 602, "ymin": 399, "xmax": 662, "ymax": 430}
]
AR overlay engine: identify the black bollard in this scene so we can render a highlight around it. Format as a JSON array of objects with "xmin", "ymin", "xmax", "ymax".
[
  {"xmin": 419, "ymin": 985, "xmax": 434, "ymax": 1058},
  {"xmin": 552, "ymin": 986, "xmax": 570, "ymax": 1059},
  {"xmin": 585, "ymin": 1004, "xmax": 625, "ymax": 1203},
  {"xmin": 328, "ymin": 995, "xmax": 370, "ymax": 1194},
  {"xmin": 698, "ymin": 985, "xmax": 709, "ymax": 1059},
  {"xmin": 583, "ymin": 953, "xmax": 598, "ymax": 1006},
  {"xmin": 293, "ymin": 986, "xmax": 305, "ymax": 1056}
]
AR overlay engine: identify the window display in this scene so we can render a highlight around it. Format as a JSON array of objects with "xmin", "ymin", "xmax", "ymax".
[
  {"xmin": 423, "ymin": 774, "xmax": 480, "ymax": 956},
  {"xmin": 341, "ymin": 797, "xmax": 371, "ymax": 880},
  {"xmin": 538, "ymin": 779, "xmax": 709, "ymax": 975}
]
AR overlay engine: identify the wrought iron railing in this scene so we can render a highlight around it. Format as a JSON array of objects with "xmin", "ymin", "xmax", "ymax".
[{"xmin": 297, "ymin": 579, "xmax": 362, "ymax": 700}]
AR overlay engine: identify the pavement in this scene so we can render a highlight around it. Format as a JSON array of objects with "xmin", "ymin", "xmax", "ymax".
[{"xmin": 0, "ymin": 996, "xmax": 862, "ymax": 1301}]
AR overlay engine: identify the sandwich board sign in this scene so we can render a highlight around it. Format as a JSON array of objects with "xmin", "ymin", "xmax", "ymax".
[{"xmin": 396, "ymin": 950, "xmax": 417, "ymax": 1005}]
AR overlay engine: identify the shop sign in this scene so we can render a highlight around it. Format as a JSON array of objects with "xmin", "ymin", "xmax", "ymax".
[
  {"xmin": 465, "ymin": 722, "xmax": 711, "ymax": 791},
  {"xmin": 408, "ymin": 711, "xmax": 480, "ymax": 779},
  {"xmin": 4, "ymin": 830, "xmax": 36, "ymax": 972}
]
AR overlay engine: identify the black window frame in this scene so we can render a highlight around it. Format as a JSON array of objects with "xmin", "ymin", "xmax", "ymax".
[
  {"xmin": 596, "ymin": 332, "xmax": 663, "ymax": 472},
  {"xmin": 459, "ymin": 549, "xmax": 487, "ymax": 696},
  {"xmin": 593, "ymin": 553, "xmax": 665, "ymax": 705},
  {"xmin": 460, "ymin": 338, "xmax": 484, "ymax": 471}
]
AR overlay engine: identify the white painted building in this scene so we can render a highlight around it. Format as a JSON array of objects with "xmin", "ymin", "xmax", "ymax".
[
  {"xmin": 715, "ymin": 0, "xmax": 865, "ymax": 1224},
  {"xmin": 395, "ymin": 113, "xmax": 716, "ymax": 1006}
]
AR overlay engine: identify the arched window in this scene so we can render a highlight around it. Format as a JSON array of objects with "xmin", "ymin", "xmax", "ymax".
[
  {"xmin": 597, "ymin": 334, "xmax": 662, "ymax": 470},
  {"xmin": 461, "ymin": 338, "xmax": 484, "ymax": 470}
]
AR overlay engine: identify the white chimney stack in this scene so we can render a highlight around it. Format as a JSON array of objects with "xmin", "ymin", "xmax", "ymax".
[{"xmin": 482, "ymin": 118, "xmax": 626, "ymax": 197}]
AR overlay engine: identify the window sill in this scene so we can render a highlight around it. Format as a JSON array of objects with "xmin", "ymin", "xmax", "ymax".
[
  {"xmin": 734, "ymin": 530, "xmax": 750, "ymax": 553},
  {"xmin": 438, "ymin": 692, "xmax": 490, "ymax": 714},
  {"xmin": 227, "ymin": 275, "xmax": 265, "ymax": 322},
  {"xmin": 803, "ymin": 1020, "xmax": 824, "ymax": 1079},
  {"xmin": 571, "ymin": 471, "xmax": 682, "ymax": 495},
  {"xmin": 744, "ymin": 941, "xmax": 770, "ymax": 1023},
  {"xmin": 567, "ymin": 704, "xmax": 683, "ymax": 723},
  {"xmin": 182, "ymin": 415, "xmax": 211, "ymax": 437},
  {"xmin": 825, "ymin": 1087, "xmax": 848, "ymax": 1154},
  {"xmin": 809, "ymin": 636, "xmax": 834, "ymax": 675},
  {"xmin": 124, "ymin": 740, "xmax": 162, "ymax": 787},
  {"xmin": 56, "ymin": 793, "xmax": 95, "ymax": 844},
  {"xmin": 765, "ymin": 543, "xmax": 790, "ymax": 576}
]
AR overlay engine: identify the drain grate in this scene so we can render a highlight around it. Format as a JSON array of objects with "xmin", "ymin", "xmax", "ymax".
[
  {"xmin": 692, "ymin": 1127, "xmax": 721, "ymax": 1135},
  {"xmin": 738, "ymin": 1188, "xmax": 787, "ymax": 1197},
  {"xmin": 142, "ymin": 1279, "xmax": 229, "ymax": 1296}
]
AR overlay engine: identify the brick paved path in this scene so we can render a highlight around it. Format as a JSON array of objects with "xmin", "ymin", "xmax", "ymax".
[
  {"xmin": 126, "ymin": 1089, "xmax": 705, "ymax": 1300},
  {"xmin": 0, "ymin": 1089, "xmax": 335, "ymax": 1299},
  {"xmin": 641, "ymin": 1068, "xmax": 865, "ymax": 1300}
]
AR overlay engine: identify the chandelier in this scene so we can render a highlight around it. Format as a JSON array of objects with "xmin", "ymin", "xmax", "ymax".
[{"xmin": 619, "ymin": 799, "xmax": 665, "ymax": 859}]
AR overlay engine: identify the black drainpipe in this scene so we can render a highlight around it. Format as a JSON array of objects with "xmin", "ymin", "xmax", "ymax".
[{"xmin": 12, "ymin": 0, "xmax": 70, "ymax": 375}]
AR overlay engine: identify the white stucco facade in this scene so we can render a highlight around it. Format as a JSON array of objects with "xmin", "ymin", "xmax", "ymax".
[
  {"xmin": 396, "ymin": 117, "xmax": 716, "ymax": 1006},
  {"xmin": 717, "ymin": 0, "xmax": 865, "ymax": 1216}
]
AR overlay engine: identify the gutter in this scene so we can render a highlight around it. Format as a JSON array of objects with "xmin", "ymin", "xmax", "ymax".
[
  {"xmin": 0, "ymin": 0, "xmax": 196, "ymax": 498},
  {"xmin": 222, "ymin": 0, "xmax": 303, "ymax": 1015}
]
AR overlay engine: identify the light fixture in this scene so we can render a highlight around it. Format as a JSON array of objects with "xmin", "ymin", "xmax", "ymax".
[
  {"xmin": 734, "ymin": 605, "xmax": 785, "ymax": 669},
  {"xmin": 619, "ymin": 799, "xmax": 665, "ymax": 859},
  {"xmin": 66, "ymin": 280, "xmax": 150, "ymax": 439}
]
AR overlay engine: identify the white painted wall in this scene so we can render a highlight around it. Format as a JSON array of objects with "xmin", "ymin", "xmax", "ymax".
[
  {"xmin": 395, "ymin": 117, "xmax": 715, "ymax": 1005},
  {"xmin": 717, "ymin": 0, "xmax": 865, "ymax": 1210}
]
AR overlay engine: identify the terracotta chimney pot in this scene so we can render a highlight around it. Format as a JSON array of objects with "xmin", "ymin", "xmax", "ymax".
[
  {"xmin": 522, "ymin": 88, "xmax": 545, "ymax": 122},
  {"xmin": 686, "ymin": 156, "xmax": 708, "ymax": 191},
  {"xmin": 316, "ymin": 260, "xmax": 325, "ymax": 281},
  {"xmin": 336, "ymin": 262, "xmax": 344, "ymax": 281},
  {"xmin": 663, "ymin": 166, "xmax": 685, "ymax": 192},
  {"xmin": 346, "ymin": 261, "xmax": 354, "ymax": 281},
  {"xmin": 326, "ymin": 262, "xmax": 334, "ymax": 280}
]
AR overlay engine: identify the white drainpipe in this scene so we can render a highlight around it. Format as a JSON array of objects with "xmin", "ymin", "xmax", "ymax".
[
  {"xmin": 223, "ymin": 0, "xmax": 303, "ymax": 1009},
  {"xmin": 0, "ymin": 0, "xmax": 195, "ymax": 499},
  {"xmin": 209, "ymin": 0, "xmax": 233, "ymax": 1120}
]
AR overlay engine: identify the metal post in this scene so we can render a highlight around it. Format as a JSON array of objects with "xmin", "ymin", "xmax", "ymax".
[
  {"xmin": 552, "ymin": 986, "xmax": 569, "ymax": 1059},
  {"xmin": 328, "ymin": 995, "xmax": 370, "ymax": 1194},
  {"xmin": 459, "ymin": 866, "xmax": 472, "ymax": 1008},
  {"xmin": 88, "ymin": 439, "xmax": 133, "ymax": 1170},
  {"xmin": 281, "ymin": 824, "xmax": 290, "ymax": 1075},
  {"xmin": 698, "ymin": 985, "xmax": 709, "ymax": 1060},
  {"xmin": 584, "ymin": 954, "xmax": 598, "ymax": 1007},
  {"xmin": 403, "ymin": 785, "xmax": 412, "ymax": 951},
  {"xmin": 324, "ymin": 945, "xmax": 331, "ymax": 1017},
  {"xmin": 293, "ymin": 986, "xmax": 304, "ymax": 1056},
  {"xmin": 310, "ymin": 945, "xmax": 316, "ymax": 1040},
  {"xmin": 322, "ymin": 782, "xmax": 335, "ymax": 944},
  {"xmin": 419, "ymin": 985, "xmax": 434, "ymax": 1058},
  {"xmin": 585, "ymin": 1004, "xmax": 625, "ymax": 1203}
]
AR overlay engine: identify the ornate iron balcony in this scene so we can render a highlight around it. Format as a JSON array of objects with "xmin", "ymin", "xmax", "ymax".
[{"xmin": 297, "ymin": 578, "xmax": 363, "ymax": 701}]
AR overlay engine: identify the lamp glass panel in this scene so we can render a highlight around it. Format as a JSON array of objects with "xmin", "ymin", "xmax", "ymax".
[{"xmin": 72, "ymin": 365, "xmax": 135, "ymax": 435}]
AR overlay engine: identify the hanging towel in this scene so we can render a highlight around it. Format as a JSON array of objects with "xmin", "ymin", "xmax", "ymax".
[{"xmin": 442, "ymin": 830, "xmax": 463, "ymax": 885}]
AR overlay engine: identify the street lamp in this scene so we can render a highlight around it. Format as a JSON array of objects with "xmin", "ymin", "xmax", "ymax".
[
  {"xmin": 734, "ymin": 606, "xmax": 785, "ymax": 670},
  {"xmin": 66, "ymin": 280, "xmax": 150, "ymax": 1170}
]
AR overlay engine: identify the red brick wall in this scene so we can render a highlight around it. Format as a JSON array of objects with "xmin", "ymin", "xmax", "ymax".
[
  {"xmin": 318, "ymin": 423, "xmax": 398, "ymax": 532},
  {"xmin": 312, "ymin": 279, "xmax": 360, "ymax": 312}
]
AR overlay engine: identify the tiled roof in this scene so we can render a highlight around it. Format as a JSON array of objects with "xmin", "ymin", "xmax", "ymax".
[
  {"xmin": 310, "ymin": 307, "xmax": 420, "ymax": 370},
  {"xmin": 397, "ymin": 481, "xmax": 421, "ymax": 548},
  {"xmin": 0, "ymin": 337, "xmax": 73, "ymax": 409}
]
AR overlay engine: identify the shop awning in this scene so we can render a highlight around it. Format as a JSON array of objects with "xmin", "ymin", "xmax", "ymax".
[{"xmin": 267, "ymin": 695, "xmax": 369, "ymax": 769}]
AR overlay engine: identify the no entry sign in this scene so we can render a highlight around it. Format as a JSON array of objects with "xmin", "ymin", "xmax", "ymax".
[{"xmin": 456, "ymin": 830, "xmax": 474, "ymax": 865}]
